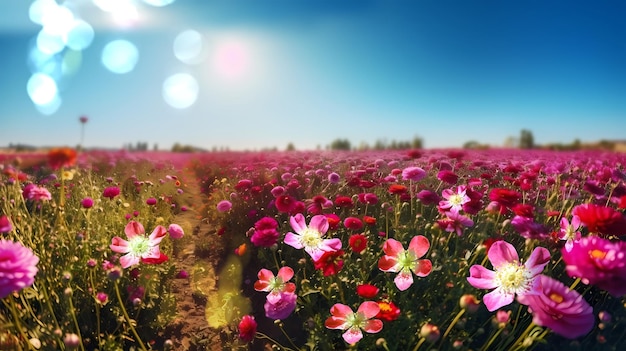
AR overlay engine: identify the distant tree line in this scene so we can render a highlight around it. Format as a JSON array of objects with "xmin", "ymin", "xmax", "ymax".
[{"xmin": 327, "ymin": 136, "xmax": 424, "ymax": 151}]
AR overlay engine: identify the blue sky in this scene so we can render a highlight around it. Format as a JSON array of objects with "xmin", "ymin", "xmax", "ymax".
[{"xmin": 1, "ymin": 0, "xmax": 625, "ymax": 151}]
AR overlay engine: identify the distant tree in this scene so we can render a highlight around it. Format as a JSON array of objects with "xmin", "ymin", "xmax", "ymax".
[
  {"xmin": 329, "ymin": 138, "xmax": 351, "ymax": 151},
  {"xmin": 357, "ymin": 141, "xmax": 371, "ymax": 151},
  {"xmin": 411, "ymin": 136, "xmax": 423, "ymax": 149},
  {"xmin": 463, "ymin": 140, "xmax": 482, "ymax": 149},
  {"xmin": 503, "ymin": 136, "xmax": 518, "ymax": 148},
  {"xmin": 286, "ymin": 142, "xmax": 296, "ymax": 151},
  {"xmin": 519, "ymin": 129, "xmax": 534, "ymax": 149},
  {"xmin": 373, "ymin": 139, "xmax": 387, "ymax": 150}
]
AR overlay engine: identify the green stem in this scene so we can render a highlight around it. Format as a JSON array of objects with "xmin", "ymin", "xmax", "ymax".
[
  {"xmin": 510, "ymin": 322, "xmax": 536, "ymax": 351},
  {"xmin": 5, "ymin": 296, "xmax": 35, "ymax": 351},
  {"xmin": 480, "ymin": 327, "xmax": 503, "ymax": 351},
  {"xmin": 278, "ymin": 321, "xmax": 300, "ymax": 351},
  {"xmin": 255, "ymin": 332, "xmax": 297, "ymax": 351},
  {"xmin": 411, "ymin": 337, "xmax": 425, "ymax": 351},
  {"xmin": 114, "ymin": 281, "xmax": 147, "ymax": 351},
  {"xmin": 66, "ymin": 288, "xmax": 86, "ymax": 351},
  {"xmin": 440, "ymin": 308, "xmax": 465, "ymax": 344}
]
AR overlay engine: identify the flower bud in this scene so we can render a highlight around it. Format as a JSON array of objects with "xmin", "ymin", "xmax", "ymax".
[{"xmin": 419, "ymin": 323, "xmax": 440, "ymax": 343}]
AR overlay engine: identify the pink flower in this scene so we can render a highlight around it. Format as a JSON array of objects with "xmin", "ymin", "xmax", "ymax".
[
  {"xmin": 558, "ymin": 215, "xmax": 581, "ymax": 252},
  {"xmin": 561, "ymin": 236, "xmax": 626, "ymax": 296},
  {"xmin": 81, "ymin": 197, "xmax": 94, "ymax": 209},
  {"xmin": 109, "ymin": 221, "xmax": 167, "ymax": 268},
  {"xmin": 436, "ymin": 210, "xmax": 474, "ymax": 236},
  {"xmin": 250, "ymin": 217, "xmax": 280, "ymax": 247},
  {"xmin": 254, "ymin": 267, "xmax": 296, "ymax": 304},
  {"xmin": 325, "ymin": 301, "xmax": 383, "ymax": 344},
  {"xmin": 378, "ymin": 236, "xmax": 433, "ymax": 291},
  {"xmin": 437, "ymin": 170, "xmax": 459, "ymax": 184},
  {"xmin": 264, "ymin": 291, "xmax": 297, "ymax": 320},
  {"xmin": 0, "ymin": 239, "xmax": 39, "ymax": 299},
  {"xmin": 102, "ymin": 186, "xmax": 120, "ymax": 200},
  {"xmin": 467, "ymin": 241, "xmax": 550, "ymax": 312},
  {"xmin": 401, "ymin": 166, "xmax": 426, "ymax": 181},
  {"xmin": 284, "ymin": 214, "xmax": 342, "ymax": 261},
  {"xmin": 0, "ymin": 215, "xmax": 12, "ymax": 233},
  {"xmin": 517, "ymin": 275, "xmax": 594, "ymax": 339},
  {"xmin": 439, "ymin": 185, "xmax": 470, "ymax": 212},
  {"xmin": 22, "ymin": 184, "xmax": 52, "ymax": 201},
  {"xmin": 216, "ymin": 200, "xmax": 232, "ymax": 212},
  {"xmin": 306, "ymin": 195, "xmax": 333, "ymax": 215},
  {"xmin": 167, "ymin": 224, "xmax": 184, "ymax": 239},
  {"xmin": 238, "ymin": 315, "xmax": 257, "ymax": 342},
  {"xmin": 343, "ymin": 217, "xmax": 363, "ymax": 231},
  {"xmin": 146, "ymin": 197, "xmax": 157, "ymax": 206}
]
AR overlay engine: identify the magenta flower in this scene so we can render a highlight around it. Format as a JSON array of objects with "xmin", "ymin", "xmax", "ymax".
[
  {"xmin": 109, "ymin": 221, "xmax": 167, "ymax": 268},
  {"xmin": 264, "ymin": 291, "xmax": 297, "ymax": 320},
  {"xmin": 561, "ymin": 236, "xmax": 626, "ymax": 296},
  {"xmin": 437, "ymin": 210, "xmax": 474, "ymax": 236},
  {"xmin": 401, "ymin": 166, "xmax": 426, "ymax": 181},
  {"xmin": 0, "ymin": 239, "xmax": 39, "ymax": 299},
  {"xmin": 146, "ymin": 197, "xmax": 157, "ymax": 206},
  {"xmin": 558, "ymin": 215, "xmax": 582, "ymax": 252},
  {"xmin": 0, "ymin": 215, "xmax": 12, "ymax": 233},
  {"xmin": 250, "ymin": 217, "xmax": 280, "ymax": 247},
  {"xmin": 284, "ymin": 214, "xmax": 342, "ymax": 261},
  {"xmin": 22, "ymin": 184, "xmax": 52, "ymax": 201},
  {"xmin": 467, "ymin": 241, "xmax": 550, "ymax": 312},
  {"xmin": 254, "ymin": 266, "xmax": 296, "ymax": 304},
  {"xmin": 102, "ymin": 186, "xmax": 120, "ymax": 200},
  {"xmin": 325, "ymin": 301, "xmax": 383, "ymax": 344},
  {"xmin": 517, "ymin": 275, "xmax": 594, "ymax": 339},
  {"xmin": 378, "ymin": 236, "xmax": 433, "ymax": 291},
  {"xmin": 167, "ymin": 223, "xmax": 184, "ymax": 239},
  {"xmin": 238, "ymin": 315, "xmax": 257, "ymax": 343},
  {"xmin": 439, "ymin": 185, "xmax": 470, "ymax": 213},
  {"xmin": 216, "ymin": 200, "xmax": 232, "ymax": 212},
  {"xmin": 81, "ymin": 197, "xmax": 94, "ymax": 209}
]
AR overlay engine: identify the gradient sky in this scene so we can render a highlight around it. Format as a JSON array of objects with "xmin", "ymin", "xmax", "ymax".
[{"xmin": 1, "ymin": 0, "xmax": 625, "ymax": 151}]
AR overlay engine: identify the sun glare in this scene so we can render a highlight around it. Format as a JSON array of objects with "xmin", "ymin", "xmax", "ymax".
[{"xmin": 213, "ymin": 40, "xmax": 250, "ymax": 80}]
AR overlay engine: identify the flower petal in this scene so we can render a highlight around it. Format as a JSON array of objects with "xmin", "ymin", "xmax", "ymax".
[
  {"xmin": 378, "ymin": 256, "xmax": 399, "ymax": 272},
  {"xmin": 408, "ymin": 235, "xmax": 430, "ymax": 259},
  {"xmin": 483, "ymin": 288, "xmax": 514, "ymax": 312},
  {"xmin": 412, "ymin": 259, "xmax": 432, "ymax": 277},
  {"xmin": 330, "ymin": 303, "xmax": 354, "ymax": 318},
  {"xmin": 119, "ymin": 254, "xmax": 140, "ymax": 269},
  {"xmin": 363, "ymin": 319, "xmax": 383, "ymax": 334},
  {"xmin": 125, "ymin": 221, "xmax": 145, "ymax": 239},
  {"xmin": 488, "ymin": 241, "xmax": 519, "ymax": 269},
  {"xmin": 289, "ymin": 214, "xmax": 307, "ymax": 234},
  {"xmin": 148, "ymin": 225, "xmax": 168, "ymax": 245},
  {"xmin": 283, "ymin": 233, "xmax": 303, "ymax": 249},
  {"xmin": 325, "ymin": 316, "xmax": 348, "ymax": 330},
  {"xmin": 309, "ymin": 215, "xmax": 329, "ymax": 235},
  {"xmin": 342, "ymin": 327, "xmax": 363, "ymax": 344},
  {"xmin": 382, "ymin": 239, "xmax": 404, "ymax": 257},
  {"xmin": 394, "ymin": 270, "xmax": 414, "ymax": 291},
  {"xmin": 357, "ymin": 301, "xmax": 380, "ymax": 319},
  {"xmin": 110, "ymin": 236, "xmax": 130, "ymax": 254},
  {"xmin": 321, "ymin": 238, "xmax": 342, "ymax": 252},
  {"xmin": 525, "ymin": 246, "xmax": 550, "ymax": 276},
  {"xmin": 277, "ymin": 266, "xmax": 294, "ymax": 282},
  {"xmin": 467, "ymin": 265, "xmax": 497, "ymax": 289}
]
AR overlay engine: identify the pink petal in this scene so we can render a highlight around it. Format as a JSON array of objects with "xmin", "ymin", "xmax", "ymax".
[
  {"xmin": 382, "ymin": 239, "xmax": 404, "ymax": 257},
  {"xmin": 289, "ymin": 214, "xmax": 307, "ymax": 234},
  {"xmin": 266, "ymin": 291, "xmax": 282, "ymax": 304},
  {"xmin": 330, "ymin": 303, "xmax": 353, "ymax": 318},
  {"xmin": 412, "ymin": 259, "xmax": 432, "ymax": 277},
  {"xmin": 110, "ymin": 236, "xmax": 130, "ymax": 253},
  {"xmin": 125, "ymin": 221, "xmax": 145, "ymax": 239},
  {"xmin": 525, "ymin": 246, "xmax": 550, "ymax": 275},
  {"xmin": 321, "ymin": 238, "xmax": 342, "ymax": 252},
  {"xmin": 283, "ymin": 282, "xmax": 296, "ymax": 294},
  {"xmin": 467, "ymin": 265, "xmax": 497, "ymax": 289},
  {"xmin": 363, "ymin": 319, "xmax": 383, "ymax": 334},
  {"xmin": 119, "ymin": 254, "xmax": 139, "ymax": 269},
  {"xmin": 309, "ymin": 215, "xmax": 329, "ymax": 234},
  {"xmin": 488, "ymin": 241, "xmax": 519, "ymax": 269},
  {"xmin": 143, "ymin": 246, "xmax": 161, "ymax": 259},
  {"xmin": 571, "ymin": 215, "xmax": 581, "ymax": 228},
  {"xmin": 342, "ymin": 327, "xmax": 363, "ymax": 344},
  {"xmin": 148, "ymin": 225, "xmax": 167, "ymax": 245},
  {"xmin": 378, "ymin": 256, "xmax": 399, "ymax": 272},
  {"xmin": 483, "ymin": 288, "xmax": 514, "ymax": 312},
  {"xmin": 394, "ymin": 270, "xmax": 414, "ymax": 291},
  {"xmin": 325, "ymin": 316, "xmax": 348, "ymax": 330},
  {"xmin": 277, "ymin": 267, "xmax": 294, "ymax": 282},
  {"xmin": 283, "ymin": 233, "xmax": 303, "ymax": 249},
  {"xmin": 408, "ymin": 235, "xmax": 430, "ymax": 259},
  {"xmin": 308, "ymin": 247, "xmax": 325, "ymax": 261},
  {"xmin": 357, "ymin": 301, "xmax": 380, "ymax": 319}
]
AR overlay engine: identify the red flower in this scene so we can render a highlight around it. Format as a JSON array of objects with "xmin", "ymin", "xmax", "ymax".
[
  {"xmin": 363, "ymin": 215, "xmax": 377, "ymax": 226},
  {"xmin": 512, "ymin": 203, "xmax": 535, "ymax": 218},
  {"xmin": 275, "ymin": 195, "xmax": 304, "ymax": 215},
  {"xmin": 356, "ymin": 284, "xmax": 379, "ymax": 299},
  {"xmin": 388, "ymin": 184, "xmax": 408, "ymax": 195},
  {"xmin": 572, "ymin": 203, "xmax": 626, "ymax": 237},
  {"xmin": 343, "ymin": 217, "xmax": 364, "ymax": 231},
  {"xmin": 48, "ymin": 147, "xmax": 77, "ymax": 170},
  {"xmin": 437, "ymin": 170, "xmax": 459, "ymax": 184},
  {"xmin": 488, "ymin": 188, "xmax": 521, "ymax": 208},
  {"xmin": 141, "ymin": 252, "xmax": 169, "ymax": 265},
  {"xmin": 376, "ymin": 301, "xmax": 401, "ymax": 322},
  {"xmin": 324, "ymin": 213, "xmax": 341, "ymax": 230},
  {"xmin": 238, "ymin": 315, "xmax": 257, "ymax": 342},
  {"xmin": 349, "ymin": 234, "xmax": 367, "ymax": 253},
  {"xmin": 334, "ymin": 196, "xmax": 354, "ymax": 208},
  {"xmin": 313, "ymin": 250, "xmax": 344, "ymax": 276}
]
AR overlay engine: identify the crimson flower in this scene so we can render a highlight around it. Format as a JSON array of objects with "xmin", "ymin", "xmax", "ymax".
[
  {"xmin": 47, "ymin": 147, "xmax": 77, "ymax": 170},
  {"xmin": 238, "ymin": 315, "xmax": 257, "ymax": 342},
  {"xmin": 250, "ymin": 217, "xmax": 280, "ymax": 247},
  {"xmin": 313, "ymin": 249, "xmax": 345, "ymax": 276},
  {"xmin": 343, "ymin": 217, "xmax": 363, "ymax": 231},
  {"xmin": 488, "ymin": 188, "xmax": 521, "ymax": 208},
  {"xmin": 572, "ymin": 203, "xmax": 626, "ymax": 237},
  {"xmin": 349, "ymin": 234, "xmax": 368, "ymax": 254},
  {"xmin": 375, "ymin": 300, "xmax": 401, "ymax": 322},
  {"xmin": 356, "ymin": 284, "xmax": 379, "ymax": 299}
]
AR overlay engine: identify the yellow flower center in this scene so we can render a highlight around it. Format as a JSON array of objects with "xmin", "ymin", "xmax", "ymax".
[
  {"xmin": 378, "ymin": 302, "xmax": 392, "ymax": 313},
  {"xmin": 589, "ymin": 249, "xmax": 607, "ymax": 260},
  {"xmin": 300, "ymin": 228, "xmax": 322, "ymax": 248},
  {"xmin": 128, "ymin": 236, "xmax": 150, "ymax": 256},
  {"xmin": 494, "ymin": 262, "xmax": 532, "ymax": 294},
  {"xmin": 549, "ymin": 293, "xmax": 564, "ymax": 304},
  {"xmin": 448, "ymin": 194, "xmax": 465, "ymax": 206}
]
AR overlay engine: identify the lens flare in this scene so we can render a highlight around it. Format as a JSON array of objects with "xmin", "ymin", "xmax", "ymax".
[
  {"xmin": 162, "ymin": 73, "xmax": 199, "ymax": 109},
  {"xmin": 101, "ymin": 40, "xmax": 139, "ymax": 74},
  {"xmin": 173, "ymin": 29, "xmax": 204, "ymax": 64}
]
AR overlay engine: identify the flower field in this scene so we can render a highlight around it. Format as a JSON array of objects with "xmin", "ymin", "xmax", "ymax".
[{"xmin": 2, "ymin": 148, "xmax": 626, "ymax": 350}]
